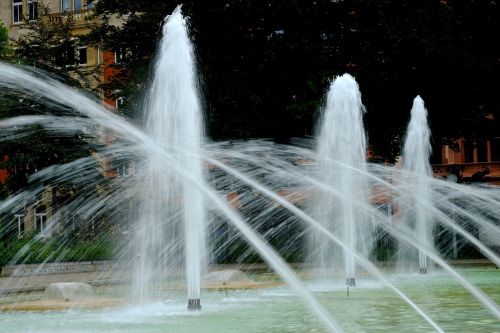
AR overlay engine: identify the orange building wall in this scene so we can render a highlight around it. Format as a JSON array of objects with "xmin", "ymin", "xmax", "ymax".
[
  {"xmin": 103, "ymin": 50, "xmax": 119, "ymax": 109},
  {"xmin": 0, "ymin": 155, "xmax": 9, "ymax": 183},
  {"xmin": 0, "ymin": 169, "xmax": 8, "ymax": 183}
]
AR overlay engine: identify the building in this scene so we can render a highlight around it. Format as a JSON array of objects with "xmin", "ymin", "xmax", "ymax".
[
  {"xmin": 0, "ymin": 0, "xmax": 122, "ymax": 107},
  {"xmin": 0, "ymin": 0, "xmax": 125, "ymax": 235},
  {"xmin": 433, "ymin": 137, "xmax": 500, "ymax": 185},
  {"xmin": 1, "ymin": 0, "xmax": 100, "ymax": 72}
]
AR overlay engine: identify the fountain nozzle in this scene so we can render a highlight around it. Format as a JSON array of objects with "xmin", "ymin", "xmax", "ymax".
[
  {"xmin": 346, "ymin": 277, "xmax": 356, "ymax": 287},
  {"xmin": 419, "ymin": 267, "xmax": 427, "ymax": 274},
  {"xmin": 187, "ymin": 298, "xmax": 201, "ymax": 311}
]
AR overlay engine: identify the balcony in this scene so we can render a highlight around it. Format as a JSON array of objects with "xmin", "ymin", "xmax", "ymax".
[
  {"xmin": 46, "ymin": 9, "xmax": 95, "ymax": 25},
  {"xmin": 433, "ymin": 161, "xmax": 500, "ymax": 184}
]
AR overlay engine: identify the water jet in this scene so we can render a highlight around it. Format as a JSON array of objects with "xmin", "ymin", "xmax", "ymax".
[{"xmin": 0, "ymin": 7, "xmax": 498, "ymax": 333}]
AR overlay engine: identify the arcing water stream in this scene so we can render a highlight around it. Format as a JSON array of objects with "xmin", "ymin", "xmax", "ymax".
[{"xmin": 0, "ymin": 7, "xmax": 499, "ymax": 333}]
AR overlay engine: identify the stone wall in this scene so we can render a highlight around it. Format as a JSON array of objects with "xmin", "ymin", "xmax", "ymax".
[{"xmin": 2, "ymin": 260, "xmax": 118, "ymax": 277}]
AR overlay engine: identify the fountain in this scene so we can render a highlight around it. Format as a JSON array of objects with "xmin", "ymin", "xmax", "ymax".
[
  {"xmin": 402, "ymin": 96, "xmax": 433, "ymax": 274},
  {"xmin": 313, "ymin": 74, "xmax": 372, "ymax": 287},
  {"xmin": 136, "ymin": 6, "xmax": 206, "ymax": 311},
  {"xmin": 43, "ymin": 282, "xmax": 94, "ymax": 301},
  {"xmin": 0, "ymin": 6, "xmax": 499, "ymax": 333}
]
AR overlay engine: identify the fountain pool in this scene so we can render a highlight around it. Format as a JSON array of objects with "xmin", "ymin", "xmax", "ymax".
[
  {"xmin": 1, "ymin": 268, "xmax": 499, "ymax": 333},
  {"xmin": 0, "ymin": 6, "xmax": 500, "ymax": 333}
]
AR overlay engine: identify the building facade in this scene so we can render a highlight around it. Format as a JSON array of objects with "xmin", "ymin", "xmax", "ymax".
[
  {"xmin": 433, "ymin": 137, "xmax": 500, "ymax": 185},
  {"xmin": 1, "ymin": 0, "xmax": 101, "ymax": 68},
  {"xmin": 0, "ymin": 0, "xmax": 122, "ymax": 106},
  {"xmin": 0, "ymin": 0, "xmax": 124, "ymax": 235}
]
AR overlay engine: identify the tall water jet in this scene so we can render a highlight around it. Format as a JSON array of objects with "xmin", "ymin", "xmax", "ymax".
[
  {"xmin": 137, "ymin": 6, "xmax": 206, "ymax": 310},
  {"xmin": 402, "ymin": 96, "xmax": 433, "ymax": 274},
  {"xmin": 1, "ymin": 62, "xmax": 500, "ymax": 331},
  {"xmin": 313, "ymin": 74, "xmax": 372, "ymax": 286}
]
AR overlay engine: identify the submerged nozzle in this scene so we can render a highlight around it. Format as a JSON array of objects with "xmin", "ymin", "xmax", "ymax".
[
  {"xmin": 419, "ymin": 267, "xmax": 428, "ymax": 274},
  {"xmin": 187, "ymin": 298, "xmax": 201, "ymax": 311},
  {"xmin": 345, "ymin": 277, "xmax": 356, "ymax": 287}
]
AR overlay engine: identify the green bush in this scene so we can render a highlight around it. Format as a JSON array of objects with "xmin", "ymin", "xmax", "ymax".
[{"xmin": 0, "ymin": 233, "xmax": 117, "ymax": 266}]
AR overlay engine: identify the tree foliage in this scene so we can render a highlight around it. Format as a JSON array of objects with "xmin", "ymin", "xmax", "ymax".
[
  {"xmin": 42, "ymin": 1, "xmax": 500, "ymax": 161},
  {"xmin": 0, "ymin": 92, "xmax": 96, "ymax": 195},
  {"xmin": 0, "ymin": 19, "xmax": 9, "ymax": 59},
  {"xmin": 12, "ymin": 4, "xmax": 99, "ymax": 89},
  {"xmin": 14, "ymin": 5, "xmax": 75, "ymax": 67},
  {"xmin": 0, "ymin": 6, "xmax": 96, "ymax": 195}
]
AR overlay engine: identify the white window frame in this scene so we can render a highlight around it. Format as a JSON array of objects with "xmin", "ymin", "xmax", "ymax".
[
  {"xmin": 115, "ymin": 96, "xmax": 125, "ymax": 110},
  {"xmin": 27, "ymin": 0, "xmax": 37, "ymax": 20},
  {"xmin": 76, "ymin": 46, "xmax": 87, "ymax": 66},
  {"xmin": 114, "ymin": 48, "xmax": 131, "ymax": 64},
  {"xmin": 15, "ymin": 214, "xmax": 25, "ymax": 236},
  {"xmin": 12, "ymin": 0, "xmax": 23, "ymax": 24},
  {"xmin": 73, "ymin": 0, "xmax": 83, "ymax": 11},
  {"xmin": 35, "ymin": 211, "xmax": 47, "ymax": 235},
  {"xmin": 61, "ymin": 0, "xmax": 71, "ymax": 12},
  {"xmin": 114, "ymin": 49, "xmax": 123, "ymax": 64}
]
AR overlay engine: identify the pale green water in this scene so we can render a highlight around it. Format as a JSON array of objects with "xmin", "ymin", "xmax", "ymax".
[{"xmin": 1, "ymin": 268, "xmax": 499, "ymax": 333}]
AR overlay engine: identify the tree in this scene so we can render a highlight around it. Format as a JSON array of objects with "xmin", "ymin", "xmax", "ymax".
[
  {"xmin": 14, "ymin": 5, "xmax": 74, "ymax": 66},
  {"xmin": 12, "ymin": 4, "xmax": 100, "ymax": 90},
  {"xmin": 84, "ymin": 0, "xmax": 173, "ymax": 116},
  {"xmin": 0, "ymin": 19, "xmax": 9, "ymax": 59},
  {"xmin": 87, "ymin": 0, "xmax": 500, "ymax": 161},
  {"xmin": 0, "ymin": 6, "xmax": 114, "ymax": 255},
  {"xmin": 0, "ymin": 4, "xmax": 97, "ymax": 195},
  {"xmin": 0, "ymin": 93, "xmax": 96, "ymax": 194}
]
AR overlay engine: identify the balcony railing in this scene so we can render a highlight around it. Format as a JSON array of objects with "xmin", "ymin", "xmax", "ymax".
[
  {"xmin": 46, "ymin": 9, "xmax": 95, "ymax": 24},
  {"xmin": 433, "ymin": 161, "xmax": 500, "ymax": 180}
]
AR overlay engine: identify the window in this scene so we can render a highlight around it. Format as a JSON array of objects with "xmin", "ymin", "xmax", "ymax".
[
  {"xmin": 35, "ymin": 206, "xmax": 47, "ymax": 235},
  {"xmin": 115, "ymin": 48, "xmax": 124, "ymax": 64},
  {"xmin": 464, "ymin": 140, "xmax": 474, "ymax": 163},
  {"xmin": 492, "ymin": 138, "xmax": 500, "ymax": 162},
  {"xmin": 15, "ymin": 214, "xmax": 25, "ymax": 236},
  {"xmin": 115, "ymin": 96, "xmax": 125, "ymax": 110},
  {"xmin": 27, "ymin": 0, "xmax": 38, "ymax": 20},
  {"xmin": 76, "ymin": 46, "xmax": 87, "ymax": 65},
  {"xmin": 74, "ymin": 0, "xmax": 82, "ymax": 11},
  {"xmin": 55, "ymin": 45, "xmax": 75, "ymax": 67},
  {"xmin": 61, "ymin": 0, "xmax": 71, "ymax": 12},
  {"xmin": 12, "ymin": 0, "xmax": 22, "ymax": 23},
  {"xmin": 114, "ymin": 47, "xmax": 131, "ymax": 64},
  {"xmin": 476, "ymin": 140, "xmax": 487, "ymax": 162}
]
